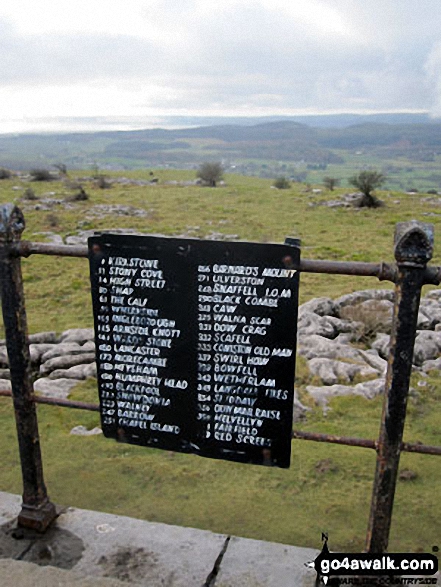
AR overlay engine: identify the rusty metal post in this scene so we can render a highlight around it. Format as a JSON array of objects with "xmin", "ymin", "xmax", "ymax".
[
  {"xmin": 366, "ymin": 220, "xmax": 434, "ymax": 553},
  {"xmin": 0, "ymin": 204, "xmax": 57, "ymax": 531}
]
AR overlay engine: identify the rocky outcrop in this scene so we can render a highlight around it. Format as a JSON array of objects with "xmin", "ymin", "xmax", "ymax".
[
  {"xmin": 0, "ymin": 289, "xmax": 440, "ymax": 414},
  {"xmin": 34, "ymin": 377, "xmax": 83, "ymax": 399},
  {"xmin": 0, "ymin": 328, "xmax": 96, "ymax": 400},
  {"xmin": 39, "ymin": 352, "xmax": 96, "ymax": 377},
  {"xmin": 306, "ymin": 378, "xmax": 386, "ymax": 407},
  {"xmin": 70, "ymin": 425, "xmax": 102, "ymax": 436},
  {"xmin": 298, "ymin": 288, "xmax": 441, "ymax": 407}
]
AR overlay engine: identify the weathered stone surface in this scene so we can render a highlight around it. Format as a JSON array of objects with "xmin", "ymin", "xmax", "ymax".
[
  {"xmin": 30, "ymin": 344, "xmax": 58, "ymax": 364},
  {"xmin": 334, "ymin": 289, "xmax": 394, "ymax": 314},
  {"xmin": 85, "ymin": 362, "xmax": 97, "ymax": 377},
  {"xmin": 424, "ymin": 289, "xmax": 441, "ymax": 300},
  {"xmin": 298, "ymin": 297, "xmax": 336, "ymax": 317},
  {"xmin": 307, "ymin": 378, "xmax": 385, "ymax": 406},
  {"xmin": 28, "ymin": 331, "xmax": 58, "ymax": 344},
  {"xmin": 297, "ymin": 312, "xmax": 336, "ymax": 338},
  {"xmin": 41, "ymin": 343, "xmax": 83, "ymax": 363},
  {"xmin": 371, "ymin": 333, "xmax": 390, "ymax": 359},
  {"xmin": 34, "ymin": 378, "xmax": 81, "ymax": 399},
  {"xmin": 413, "ymin": 330, "xmax": 441, "ymax": 366},
  {"xmin": 358, "ymin": 349, "xmax": 388, "ymax": 374},
  {"xmin": 334, "ymin": 332, "xmax": 358, "ymax": 344},
  {"xmin": 326, "ymin": 315, "xmax": 363, "ymax": 335},
  {"xmin": 417, "ymin": 307, "xmax": 434, "ymax": 330},
  {"xmin": 298, "ymin": 301, "xmax": 361, "ymax": 340},
  {"xmin": 422, "ymin": 357, "xmax": 441, "ymax": 372},
  {"xmin": 49, "ymin": 363, "xmax": 97, "ymax": 380},
  {"xmin": 418, "ymin": 299, "xmax": 441, "ymax": 329},
  {"xmin": 70, "ymin": 426, "xmax": 102, "ymax": 436},
  {"xmin": 296, "ymin": 287, "xmax": 440, "ymax": 405},
  {"xmin": 216, "ymin": 534, "xmax": 320, "ymax": 587},
  {"xmin": 0, "ymin": 347, "xmax": 9, "ymax": 367},
  {"xmin": 298, "ymin": 313, "xmax": 362, "ymax": 340},
  {"xmin": 308, "ymin": 358, "xmax": 338, "ymax": 385},
  {"xmin": 0, "ymin": 378, "xmax": 11, "ymax": 390},
  {"xmin": 60, "ymin": 329, "xmax": 95, "ymax": 344},
  {"xmin": 340, "ymin": 298, "xmax": 394, "ymax": 334},
  {"xmin": 81, "ymin": 341, "xmax": 96, "ymax": 352},
  {"xmin": 40, "ymin": 353, "xmax": 96, "ymax": 376},
  {"xmin": 293, "ymin": 396, "xmax": 311, "ymax": 422},
  {"xmin": 0, "ymin": 369, "xmax": 10, "ymax": 379},
  {"xmin": 308, "ymin": 358, "xmax": 379, "ymax": 385},
  {"xmin": 0, "ymin": 559, "xmax": 129, "ymax": 587},
  {"xmin": 298, "ymin": 334, "xmax": 362, "ymax": 361}
]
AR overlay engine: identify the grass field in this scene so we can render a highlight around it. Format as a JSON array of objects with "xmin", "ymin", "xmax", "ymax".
[
  {"xmin": 2, "ymin": 169, "xmax": 441, "ymax": 333},
  {"xmin": 0, "ymin": 170, "xmax": 440, "ymax": 555}
]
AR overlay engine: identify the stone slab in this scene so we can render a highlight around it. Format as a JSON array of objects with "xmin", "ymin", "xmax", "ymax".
[
  {"xmin": 54, "ymin": 506, "xmax": 226, "ymax": 586},
  {"xmin": 0, "ymin": 560, "xmax": 127, "ymax": 587},
  {"xmin": 0, "ymin": 492, "xmax": 320, "ymax": 587},
  {"xmin": 216, "ymin": 535, "xmax": 319, "ymax": 587},
  {"xmin": 0, "ymin": 492, "xmax": 224, "ymax": 587}
]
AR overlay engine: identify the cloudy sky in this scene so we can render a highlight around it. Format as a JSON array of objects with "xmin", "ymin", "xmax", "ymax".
[{"xmin": 1, "ymin": 0, "xmax": 441, "ymax": 132}]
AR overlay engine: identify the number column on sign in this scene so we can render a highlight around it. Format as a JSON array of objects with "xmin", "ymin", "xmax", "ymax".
[
  {"xmin": 96, "ymin": 257, "xmax": 116, "ymax": 426},
  {"xmin": 197, "ymin": 265, "xmax": 213, "ymax": 438}
]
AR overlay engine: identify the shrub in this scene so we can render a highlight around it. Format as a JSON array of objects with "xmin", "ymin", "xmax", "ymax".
[
  {"xmin": 45, "ymin": 213, "xmax": 60, "ymax": 228},
  {"xmin": 0, "ymin": 168, "xmax": 12, "ymax": 179},
  {"xmin": 348, "ymin": 171, "xmax": 386, "ymax": 208},
  {"xmin": 94, "ymin": 175, "xmax": 112, "ymax": 189},
  {"xmin": 273, "ymin": 177, "xmax": 291, "ymax": 189},
  {"xmin": 23, "ymin": 187, "xmax": 38, "ymax": 200},
  {"xmin": 196, "ymin": 162, "xmax": 224, "ymax": 187},
  {"xmin": 30, "ymin": 168, "xmax": 54, "ymax": 181},
  {"xmin": 66, "ymin": 187, "xmax": 89, "ymax": 202}
]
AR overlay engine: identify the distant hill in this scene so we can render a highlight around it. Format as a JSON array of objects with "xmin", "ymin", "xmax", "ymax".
[
  {"xmin": 1, "ymin": 117, "xmax": 441, "ymax": 189},
  {"xmin": 161, "ymin": 112, "xmax": 435, "ymax": 129}
]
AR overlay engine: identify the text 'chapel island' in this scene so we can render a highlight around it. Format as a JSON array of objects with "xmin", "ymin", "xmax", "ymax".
[{"xmin": 89, "ymin": 235, "xmax": 300, "ymax": 467}]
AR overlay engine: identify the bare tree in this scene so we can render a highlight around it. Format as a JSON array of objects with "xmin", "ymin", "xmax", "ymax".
[
  {"xmin": 53, "ymin": 163, "xmax": 68, "ymax": 176},
  {"xmin": 323, "ymin": 176, "xmax": 339, "ymax": 191},
  {"xmin": 349, "ymin": 170, "xmax": 386, "ymax": 207}
]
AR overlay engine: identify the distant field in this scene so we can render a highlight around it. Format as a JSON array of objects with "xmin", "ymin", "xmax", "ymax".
[
  {"xmin": 0, "ymin": 170, "xmax": 440, "ymax": 555},
  {"xmin": 2, "ymin": 119, "xmax": 441, "ymax": 192},
  {"xmin": 0, "ymin": 169, "xmax": 440, "ymax": 333}
]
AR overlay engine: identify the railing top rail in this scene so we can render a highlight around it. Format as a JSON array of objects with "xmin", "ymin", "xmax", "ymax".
[{"xmin": 11, "ymin": 240, "xmax": 441, "ymax": 284}]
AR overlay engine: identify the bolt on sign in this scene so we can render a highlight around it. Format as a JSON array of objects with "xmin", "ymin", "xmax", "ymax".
[{"xmin": 88, "ymin": 234, "xmax": 300, "ymax": 468}]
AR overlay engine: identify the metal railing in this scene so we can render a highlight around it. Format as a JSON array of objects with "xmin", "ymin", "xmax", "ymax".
[{"xmin": 0, "ymin": 203, "xmax": 440, "ymax": 555}]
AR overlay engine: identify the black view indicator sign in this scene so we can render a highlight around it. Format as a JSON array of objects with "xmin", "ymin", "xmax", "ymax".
[{"xmin": 89, "ymin": 234, "xmax": 300, "ymax": 468}]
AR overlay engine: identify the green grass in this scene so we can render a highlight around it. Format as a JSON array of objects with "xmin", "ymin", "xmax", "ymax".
[
  {"xmin": 1, "ymin": 373, "xmax": 440, "ymax": 553},
  {"xmin": 0, "ymin": 170, "xmax": 440, "ymax": 556},
  {"xmin": 2, "ymin": 170, "xmax": 441, "ymax": 333}
]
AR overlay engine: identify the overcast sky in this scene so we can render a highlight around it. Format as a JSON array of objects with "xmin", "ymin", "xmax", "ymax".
[{"xmin": 1, "ymin": 0, "xmax": 441, "ymax": 132}]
